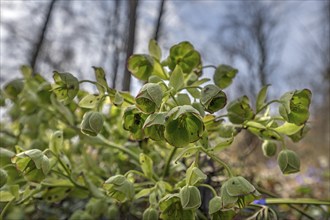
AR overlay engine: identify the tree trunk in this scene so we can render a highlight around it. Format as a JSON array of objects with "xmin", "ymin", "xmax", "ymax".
[
  {"xmin": 153, "ymin": 0, "xmax": 166, "ymax": 41},
  {"xmin": 122, "ymin": 0, "xmax": 138, "ymax": 91},
  {"xmin": 30, "ymin": 0, "xmax": 56, "ymax": 74}
]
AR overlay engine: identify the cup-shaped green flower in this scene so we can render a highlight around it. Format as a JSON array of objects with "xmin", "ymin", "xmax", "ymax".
[
  {"xmin": 213, "ymin": 64, "xmax": 238, "ymax": 89},
  {"xmin": 167, "ymin": 41, "xmax": 202, "ymax": 74},
  {"xmin": 277, "ymin": 149, "xmax": 300, "ymax": 174},
  {"xmin": 11, "ymin": 149, "xmax": 50, "ymax": 182},
  {"xmin": 127, "ymin": 54, "xmax": 154, "ymax": 81},
  {"xmin": 262, "ymin": 141, "xmax": 277, "ymax": 157},
  {"xmin": 143, "ymin": 207, "xmax": 159, "ymax": 220},
  {"xmin": 135, "ymin": 83, "xmax": 163, "ymax": 114},
  {"xmin": 164, "ymin": 105, "xmax": 204, "ymax": 147},
  {"xmin": 81, "ymin": 111, "xmax": 104, "ymax": 136},
  {"xmin": 52, "ymin": 71, "xmax": 79, "ymax": 104},
  {"xmin": 103, "ymin": 175, "xmax": 135, "ymax": 202},
  {"xmin": 279, "ymin": 89, "xmax": 312, "ymax": 125},
  {"xmin": 200, "ymin": 84, "xmax": 227, "ymax": 113},
  {"xmin": 220, "ymin": 176, "xmax": 260, "ymax": 209},
  {"xmin": 179, "ymin": 185, "xmax": 201, "ymax": 210},
  {"xmin": 227, "ymin": 96, "xmax": 254, "ymax": 124},
  {"xmin": 0, "ymin": 168, "xmax": 8, "ymax": 188},
  {"xmin": 123, "ymin": 106, "xmax": 148, "ymax": 140}
]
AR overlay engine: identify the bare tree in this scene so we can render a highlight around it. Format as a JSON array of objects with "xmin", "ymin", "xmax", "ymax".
[
  {"xmin": 30, "ymin": 0, "xmax": 56, "ymax": 74},
  {"xmin": 153, "ymin": 0, "xmax": 166, "ymax": 41},
  {"xmin": 122, "ymin": 0, "xmax": 139, "ymax": 91},
  {"xmin": 216, "ymin": 2, "xmax": 285, "ymax": 97}
]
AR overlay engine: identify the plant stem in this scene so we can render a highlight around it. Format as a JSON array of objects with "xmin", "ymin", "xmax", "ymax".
[
  {"xmin": 163, "ymin": 147, "xmax": 177, "ymax": 178},
  {"xmin": 256, "ymin": 100, "xmax": 281, "ymax": 115},
  {"xmin": 97, "ymin": 135, "xmax": 139, "ymax": 162},
  {"xmin": 202, "ymin": 65, "xmax": 217, "ymax": 70},
  {"xmin": 265, "ymin": 198, "xmax": 330, "ymax": 206},
  {"xmin": 0, "ymin": 198, "xmax": 14, "ymax": 220},
  {"xmin": 198, "ymin": 184, "xmax": 217, "ymax": 196},
  {"xmin": 201, "ymin": 148, "xmax": 233, "ymax": 177}
]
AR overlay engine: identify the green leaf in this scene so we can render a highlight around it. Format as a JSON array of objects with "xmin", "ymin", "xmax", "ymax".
[
  {"xmin": 274, "ymin": 122, "xmax": 304, "ymax": 135},
  {"xmin": 209, "ymin": 196, "xmax": 222, "ymax": 215},
  {"xmin": 0, "ymin": 191, "xmax": 15, "ymax": 202},
  {"xmin": 179, "ymin": 185, "xmax": 201, "ymax": 210},
  {"xmin": 52, "ymin": 71, "xmax": 79, "ymax": 104},
  {"xmin": 225, "ymin": 176, "xmax": 256, "ymax": 197},
  {"xmin": 213, "ymin": 137, "xmax": 234, "ymax": 151},
  {"xmin": 20, "ymin": 65, "xmax": 33, "ymax": 78},
  {"xmin": 169, "ymin": 65, "xmax": 184, "ymax": 91},
  {"xmin": 143, "ymin": 207, "xmax": 159, "ymax": 220},
  {"xmin": 82, "ymin": 173, "xmax": 105, "ymax": 199},
  {"xmin": 289, "ymin": 124, "xmax": 310, "ymax": 142},
  {"xmin": 149, "ymin": 39, "xmax": 162, "ymax": 60},
  {"xmin": 136, "ymin": 83, "xmax": 163, "ymax": 113},
  {"xmin": 213, "ymin": 65, "xmax": 238, "ymax": 89},
  {"xmin": 4, "ymin": 79, "xmax": 24, "ymax": 100},
  {"xmin": 256, "ymin": 84, "xmax": 270, "ymax": 112},
  {"xmin": 79, "ymin": 94, "xmax": 103, "ymax": 109},
  {"xmin": 49, "ymin": 130, "xmax": 63, "ymax": 155},
  {"xmin": 134, "ymin": 188, "xmax": 153, "ymax": 200},
  {"xmin": 176, "ymin": 93, "xmax": 191, "ymax": 106},
  {"xmin": 139, "ymin": 153, "xmax": 154, "ymax": 179},
  {"xmin": 128, "ymin": 54, "xmax": 154, "ymax": 81},
  {"xmin": 92, "ymin": 66, "xmax": 108, "ymax": 94},
  {"xmin": 0, "ymin": 169, "xmax": 8, "ymax": 188}
]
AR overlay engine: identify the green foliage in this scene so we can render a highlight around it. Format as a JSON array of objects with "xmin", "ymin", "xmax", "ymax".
[{"xmin": 0, "ymin": 39, "xmax": 318, "ymax": 220}]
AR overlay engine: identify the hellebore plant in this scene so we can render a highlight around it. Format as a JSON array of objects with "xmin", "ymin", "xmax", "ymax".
[{"xmin": 0, "ymin": 40, "xmax": 328, "ymax": 220}]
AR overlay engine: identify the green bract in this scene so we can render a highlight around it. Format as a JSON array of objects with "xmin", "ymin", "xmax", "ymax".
[
  {"xmin": 209, "ymin": 196, "xmax": 236, "ymax": 220},
  {"xmin": 167, "ymin": 41, "xmax": 201, "ymax": 74},
  {"xmin": 179, "ymin": 185, "xmax": 201, "ymax": 210},
  {"xmin": 159, "ymin": 194, "xmax": 194, "ymax": 220},
  {"xmin": 220, "ymin": 176, "xmax": 260, "ymax": 209},
  {"xmin": 103, "ymin": 175, "xmax": 135, "ymax": 202},
  {"xmin": 164, "ymin": 105, "xmax": 204, "ymax": 147},
  {"xmin": 52, "ymin": 71, "xmax": 79, "ymax": 104},
  {"xmin": 135, "ymin": 83, "xmax": 163, "ymax": 114},
  {"xmin": 277, "ymin": 149, "xmax": 300, "ymax": 174},
  {"xmin": 123, "ymin": 106, "xmax": 148, "ymax": 140},
  {"xmin": 227, "ymin": 96, "xmax": 254, "ymax": 124},
  {"xmin": 279, "ymin": 89, "xmax": 312, "ymax": 125},
  {"xmin": 127, "ymin": 54, "xmax": 154, "ymax": 81},
  {"xmin": 200, "ymin": 84, "xmax": 227, "ymax": 113},
  {"xmin": 4, "ymin": 79, "xmax": 24, "ymax": 100},
  {"xmin": 213, "ymin": 64, "xmax": 238, "ymax": 89},
  {"xmin": 11, "ymin": 149, "xmax": 50, "ymax": 182},
  {"xmin": 143, "ymin": 113, "xmax": 166, "ymax": 141},
  {"xmin": 81, "ymin": 111, "xmax": 104, "ymax": 136}
]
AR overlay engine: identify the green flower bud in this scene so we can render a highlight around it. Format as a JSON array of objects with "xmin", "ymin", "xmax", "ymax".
[
  {"xmin": 52, "ymin": 71, "xmax": 79, "ymax": 104},
  {"xmin": 143, "ymin": 207, "xmax": 158, "ymax": 220},
  {"xmin": 135, "ymin": 83, "xmax": 163, "ymax": 114},
  {"xmin": 143, "ymin": 113, "xmax": 166, "ymax": 141},
  {"xmin": 262, "ymin": 141, "xmax": 277, "ymax": 157},
  {"xmin": 200, "ymin": 84, "xmax": 227, "ymax": 113},
  {"xmin": 0, "ymin": 168, "xmax": 8, "ymax": 188},
  {"xmin": 277, "ymin": 149, "xmax": 300, "ymax": 174},
  {"xmin": 103, "ymin": 175, "xmax": 135, "ymax": 202},
  {"xmin": 179, "ymin": 185, "xmax": 201, "ymax": 210},
  {"xmin": 81, "ymin": 111, "xmax": 104, "ymax": 136},
  {"xmin": 123, "ymin": 106, "xmax": 148, "ymax": 140},
  {"xmin": 106, "ymin": 205, "xmax": 119, "ymax": 220},
  {"xmin": 227, "ymin": 96, "xmax": 254, "ymax": 124},
  {"xmin": 186, "ymin": 163, "xmax": 207, "ymax": 185},
  {"xmin": 164, "ymin": 105, "xmax": 204, "ymax": 147},
  {"xmin": 279, "ymin": 89, "xmax": 312, "ymax": 125}
]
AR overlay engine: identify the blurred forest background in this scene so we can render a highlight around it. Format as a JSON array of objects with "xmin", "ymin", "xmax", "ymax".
[{"xmin": 1, "ymin": 0, "xmax": 329, "ymax": 200}]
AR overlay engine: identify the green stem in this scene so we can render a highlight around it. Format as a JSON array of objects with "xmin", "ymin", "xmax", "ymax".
[
  {"xmin": 265, "ymin": 198, "xmax": 330, "ymax": 206},
  {"xmin": 163, "ymin": 147, "xmax": 177, "ymax": 178},
  {"xmin": 202, "ymin": 65, "xmax": 217, "ymax": 70},
  {"xmin": 256, "ymin": 100, "xmax": 281, "ymax": 115},
  {"xmin": 0, "ymin": 198, "xmax": 14, "ymax": 220},
  {"xmin": 198, "ymin": 184, "xmax": 217, "ymax": 196},
  {"xmin": 201, "ymin": 149, "xmax": 233, "ymax": 177},
  {"xmin": 97, "ymin": 135, "xmax": 139, "ymax": 162},
  {"xmin": 178, "ymin": 86, "xmax": 202, "ymax": 92}
]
